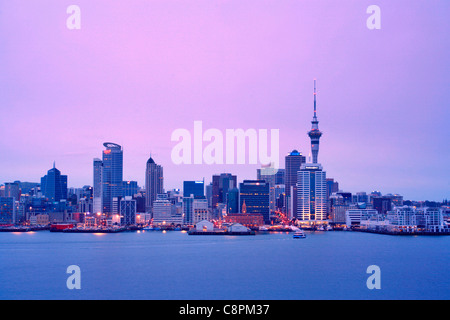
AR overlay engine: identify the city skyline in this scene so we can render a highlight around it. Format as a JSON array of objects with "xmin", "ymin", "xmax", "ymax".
[{"xmin": 0, "ymin": 1, "xmax": 449, "ymax": 201}]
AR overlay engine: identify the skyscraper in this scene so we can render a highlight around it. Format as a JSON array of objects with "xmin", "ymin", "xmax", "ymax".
[
  {"xmin": 102, "ymin": 143, "xmax": 123, "ymax": 215},
  {"xmin": 211, "ymin": 173, "xmax": 237, "ymax": 209},
  {"xmin": 257, "ymin": 164, "xmax": 280, "ymax": 215},
  {"xmin": 239, "ymin": 180, "xmax": 270, "ymax": 224},
  {"xmin": 308, "ymin": 80, "xmax": 322, "ymax": 164},
  {"xmin": 285, "ymin": 150, "xmax": 306, "ymax": 219},
  {"xmin": 145, "ymin": 155, "xmax": 163, "ymax": 212},
  {"xmin": 183, "ymin": 180, "xmax": 205, "ymax": 199},
  {"xmin": 0, "ymin": 197, "xmax": 16, "ymax": 224},
  {"xmin": 297, "ymin": 163, "xmax": 327, "ymax": 222},
  {"xmin": 40, "ymin": 163, "xmax": 68, "ymax": 202},
  {"xmin": 93, "ymin": 158, "xmax": 103, "ymax": 214}
]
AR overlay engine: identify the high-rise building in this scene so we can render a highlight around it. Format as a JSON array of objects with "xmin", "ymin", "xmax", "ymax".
[
  {"xmin": 4, "ymin": 182, "xmax": 20, "ymax": 201},
  {"xmin": 41, "ymin": 163, "xmax": 68, "ymax": 202},
  {"xmin": 257, "ymin": 164, "xmax": 279, "ymax": 215},
  {"xmin": 308, "ymin": 80, "xmax": 322, "ymax": 164},
  {"xmin": 192, "ymin": 198, "xmax": 209, "ymax": 224},
  {"xmin": 0, "ymin": 197, "xmax": 16, "ymax": 224},
  {"xmin": 239, "ymin": 180, "xmax": 270, "ymax": 224},
  {"xmin": 122, "ymin": 181, "xmax": 139, "ymax": 197},
  {"xmin": 120, "ymin": 196, "xmax": 137, "ymax": 226},
  {"xmin": 205, "ymin": 183, "xmax": 213, "ymax": 208},
  {"xmin": 145, "ymin": 156, "xmax": 163, "ymax": 213},
  {"xmin": 227, "ymin": 187, "xmax": 239, "ymax": 214},
  {"xmin": 93, "ymin": 158, "xmax": 103, "ymax": 214},
  {"xmin": 212, "ymin": 173, "xmax": 237, "ymax": 209},
  {"xmin": 102, "ymin": 143, "xmax": 123, "ymax": 215},
  {"xmin": 297, "ymin": 163, "xmax": 327, "ymax": 223},
  {"xmin": 183, "ymin": 180, "xmax": 205, "ymax": 199},
  {"xmin": 285, "ymin": 150, "xmax": 306, "ymax": 218}
]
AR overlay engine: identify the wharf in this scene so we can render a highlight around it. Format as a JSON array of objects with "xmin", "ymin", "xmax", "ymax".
[
  {"xmin": 62, "ymin": 228, "xmax": 127, "ymax": 233},
  {"xmin": 188, "ymin": 230, "xmax": 255, "ymax": 236},
  {"xmin": 353, "ymin": 228, "xmax": 450, "ymax": 236}
]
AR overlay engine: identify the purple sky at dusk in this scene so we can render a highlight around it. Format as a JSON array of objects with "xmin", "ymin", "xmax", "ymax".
[{"xmin": 0, "ymin": 1, "xmax": 449, "ymax": 201}]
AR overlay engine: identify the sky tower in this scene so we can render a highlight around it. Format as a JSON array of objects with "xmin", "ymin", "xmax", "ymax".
[{"xmin": 308, "ymin": 79, "xmax": 322, "ymax": 164}]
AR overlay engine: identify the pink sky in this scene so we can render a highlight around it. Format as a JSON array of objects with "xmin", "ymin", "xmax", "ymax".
[{"xmin": 0, "ymin": 0, "xmax": 449, "ymax": 201}]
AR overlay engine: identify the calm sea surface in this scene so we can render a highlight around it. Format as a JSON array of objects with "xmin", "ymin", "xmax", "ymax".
[{"xmin": 0, "ymin": 230, "xmax": 448, "ymax": 300}]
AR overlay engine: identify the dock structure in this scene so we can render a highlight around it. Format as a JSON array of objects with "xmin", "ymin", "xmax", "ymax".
[{"xmin": 187, "ymin": 230, "xmax": 255, "ymax": 236}]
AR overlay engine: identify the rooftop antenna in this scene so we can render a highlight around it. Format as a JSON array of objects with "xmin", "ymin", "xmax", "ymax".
[{"xmin": 313, "ymin": 78, "xmax": 317, "ymax": 119}]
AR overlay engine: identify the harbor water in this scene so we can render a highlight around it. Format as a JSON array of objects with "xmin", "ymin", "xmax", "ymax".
[{"xmin": 0, "ymin": 230, "xmax": 448, "ymax": 300}]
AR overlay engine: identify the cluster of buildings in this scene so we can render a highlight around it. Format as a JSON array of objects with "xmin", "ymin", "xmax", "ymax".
[{"xmin": 1, "ymin": 81, "xmax": 449, "ymax": 234}]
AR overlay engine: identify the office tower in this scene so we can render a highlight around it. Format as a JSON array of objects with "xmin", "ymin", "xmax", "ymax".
[
  {"xmin": 308, "ymin": 80, "xmax": 322, "ymax": 164},
  {"xmin": 192, "ymin": 198, "xmax": 209, "ymax": 224},
  {"xmin": 227, "ymin": 187, "xmax": 239, "ymax": 214},
  {"xmin": 239, "ymin": 180, "xmax": 270, "ymax": 224},
  {"xmin": 183, "ymin": 180, "xmax": 205, "ymax": 199},
  {"xmin": 356, "ymin": 192, "xmax": 369, "ymax": 204},
  {"xmin": 297, "ymin": 163, "xmax": 327, "ymax": 222},
  {"xmin": 153, "ymin": 194, "xmax": 173, "ymax": 225},
  {"xmin": 326, "ymin": 178, "xmax": 339, "ymax": 215},
  {"xmin": 274, "ymin": 184, "xmax": 285, "ymax": 211},
  {"xmin": 93, "ymin": 158, "xmax": 103, "ymax": 214},
  {"xmin": 211, "ymin": 173, "xmax": 237, "ymax": 208},
  {"xmin": 257, "ymin": 164, "xmax": 278, "ymax": 215},
  {"xmin": 326, "ymin": 179, "xmax": 339, "ymax": 198},
  {"xmin": 182, "ymin": 195, "xmax": 194, "ymax": 225},
  {"xmin": 101, "ymin": 143, "xmax": 123, "ymax": 215},
  {"xmin": 285, "ymin": 150, "xmax": 306, "ymax": 219},
  {"xmin": 41, "ymin": 163, "xmax": 68, "ymax": 202},
  {"xmin": 383, "ymin": 193, "xmax": 404, "ymax": 207},
  {"xmin": 145, "ymin": 155, "xmax": 163, "ymax": 212},
  {"xmin": 4, "ymin": 182, "xmax": 20, "ymax": 201},
  {"xmin": 275, "ymin": 169, "xmax": 285, "ymax": 185},
  {"xmin": 373, "ymin": 197, "xmax": 392, "ymax": 215},
  {"xmin": 120, "ymin": 196, "xmax": 137, "ymax": 226},
  {"xmin": 0, "ymin": 197, "xmax": 16, "ymax": 224},
  {"xmin": 205, "ymin": 183, "xmax": 213, "ymax": 208},
  {"xmin": 122, "ymin": 181, "xmax": 139, "ymax": 197}
]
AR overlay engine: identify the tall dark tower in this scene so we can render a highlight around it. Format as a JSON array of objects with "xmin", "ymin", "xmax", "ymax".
[{"xmin": 308, "ymin": 79, "xmax": 322, "ymax": 163}]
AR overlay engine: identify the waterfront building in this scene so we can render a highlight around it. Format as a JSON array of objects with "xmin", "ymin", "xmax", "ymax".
[
  {"xmin": 120, "ymin": 196, "xmax": 137, "ymax": 226},
  {"xmin": 145, "ymin": 156, "xmax": 163, "ymax": 212},
  {"xmin": 41, "ymin": 163, "xmax": 68, "ymax": 202},
  {"xmin": 345, "ymin": 209, "xmax": 378, "ymax": 228},
  {"xmin": 195, "ymin": 220, "xmax": 214, "ymax": 232},
  {"xmin": 192, "ymin": 198, "xmax": 209, "ymax": 225},
  {"xmin": 386, "ymin": 206, "xmax": 418, "ymax": 232},
  {"xmin": 285, "ymin": 150, "xmax": 306, "ymax": 219},
  {"xmin": 223, "ymin": 213, "xmax": 264, "ymax": 227},
  {"xmin": 297, "ymin": 163, "xmax": 327, "ymax": 223},
  {"xmin": 239, "ymin": 180, "xmax": 270, "ymax": 224},
  {"xmin": 93, "ymin": 158, "xmax": 103, "ymax": 214},
  {"xmin": 0, "ymin": 197, "xmax": 16, "ymax": 224},
  {"xmin": 102, "ymin": 143, "xmax": 123, "ymax": 215},
  {"xmin": 152, "ymin": 194, "xmax": 173, "ymax": 225}
]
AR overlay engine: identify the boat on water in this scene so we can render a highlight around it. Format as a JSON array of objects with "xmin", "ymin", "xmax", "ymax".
[{"xmin": 293, "ymin": 230, "xmax": 306, "ymax": 239}]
